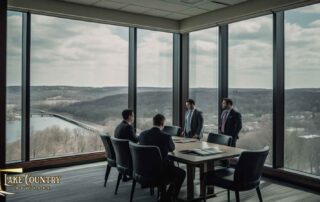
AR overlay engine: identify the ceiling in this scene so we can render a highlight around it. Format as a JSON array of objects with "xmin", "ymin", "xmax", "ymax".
[
  {"xmin": 62, "ymin": 0, "xmax": 248, "ymax": 20},
  {"xmin": 8, "ymin": 0, "xmax": 311, "ymax": 33}
]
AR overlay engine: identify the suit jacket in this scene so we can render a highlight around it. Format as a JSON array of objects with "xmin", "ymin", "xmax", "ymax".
[
  {"xmin": 219, "ymin": 108, "xmax": 242, "ymax": 139},
  {"xmin": 138, "ymin": 127, "xmax": 175, "ymax": 161},
  {"xmin": 183, "ymin": 109, "xmax": 204, "ymax": 138},
  {"xmin": 114, "ymin": 120, "xmax": 138, "ymax": 143}
]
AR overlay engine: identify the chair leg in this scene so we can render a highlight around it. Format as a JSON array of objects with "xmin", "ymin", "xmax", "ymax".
[
  {"xmin": 235, "ymin": 191, "xmax": 240, "ymax": 202},
  {"xmin": 256, "ymin": 186, "xmax": 263, "ymax": 202},
  {"xmin": 203, "ymin": 176, "xmax": 206, "ymax": 202},
  {"xmin": 150, "ymin": 187, "xmax": 154, "ymax": 196},
  {"xmin": 104, "ymin": 165, "xmax": 111, "ymax": 187},
  {"xmin": 159, "ymin": 185, "xmax": 166, "ymax": 202},
  {"xmin": 157, "ymin": 188, "xmax": 160, "ymax": 199},
  {"xmin": 115, "ymin": 173, "xmax": 122, "ymax": 195},
  {"xmin": 227, "ymin": 190, "xmax": 230, "ymax": 202},
  {"xmin": 130, "ymin": 180, "xmax": 136, "ymax": 202}
]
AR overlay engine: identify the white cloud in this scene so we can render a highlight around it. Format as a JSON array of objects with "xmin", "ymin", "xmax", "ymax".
[
  {"xmin": 284, "ymin": 15, "xmax": 320, "ymax": 88},
  {"xmin": 297, "ymin": 3, "xmax": 320, "ymax": 14},
  {"xmin": 189, "ymin": 28, "xmax": 218, "ymax": 88},
  {"xmin": 7, "ymin": 8, "xmax": 320, "ymax": 89},
  {"xmin": 309, "ymin": 19, "xmax": 320, "ymax": 27},
  {"xmin": 137, "ymin": 30, "xmax": 173, "ymax": 87},
  {"xmin": 229, "ymin": 15, "xmax": 272, "ymax": 37},
  {"xmin": 30, "ymin": 15, "xmax": 129, "ymax": 87},
  {"xmin": 228, "ymin": 16, "xmax": 273, "ymax": 89},
  {"xmin": 7, "ymin": 13, "xmax": 23, "ymax": 86}
]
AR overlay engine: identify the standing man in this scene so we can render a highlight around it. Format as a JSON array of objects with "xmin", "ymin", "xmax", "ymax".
[
  {"xmin": 139, "ymin": 114, "xmax": 186, "ymax": 202},
  {"xmin": 114, "ymin": 109, "xmax": 138, "ymax": 143},
  {"xmin": 183, "ymin": 99, "xmax": 204, "ymax": 139},
  {"xmin": 219, "ymin": 98, "xmax": 242, "ymax": 147}
]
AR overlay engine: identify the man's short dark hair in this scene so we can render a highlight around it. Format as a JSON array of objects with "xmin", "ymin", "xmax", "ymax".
[
  {"xmin": 223, "ymin": 98, "xmax": 233, "ymax": 106},
  {"xmin": 122, "ymin": 109, "xmax": 133, "ymax": 120},
  {"xmin": 153, "ymin": 114, "xmax": 165, "ymax": 126},
  {"xmin": 186, "ymin": 99, "xmax": 195, "ymax": 105}
]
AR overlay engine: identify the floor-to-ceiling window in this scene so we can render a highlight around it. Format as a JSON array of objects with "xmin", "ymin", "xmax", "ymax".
[
  {"xmin": 136, "ymin": 29, "xmax": 173, "ymax": 131},
  {"xmin": 229, "ymin": 15, "xmax": 273, "ymax": 164},
  {"xmin": 189, "ymin": 27, "xmax": 218, "ymax": 135},
  {"xmin": 6, "ymin": 11, "xmax": 22, "ymax": 162},
  {"xmin": 30, "ymin": 15, "xmax": 128, "ymax": 159},
  {"xmin": 284, "ymin": 3, "xmax": 320, "ymax": 176}
]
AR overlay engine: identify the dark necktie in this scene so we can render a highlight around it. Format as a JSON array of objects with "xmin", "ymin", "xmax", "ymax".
[{"xmin": 221, "ymin": 110, "xmax": 228, "ymax": 133}]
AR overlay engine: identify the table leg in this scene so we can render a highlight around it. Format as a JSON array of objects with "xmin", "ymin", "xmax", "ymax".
[
  {"xmin": 187, "ymin": 164, "xmax": 194, "ymax": 200},
  {"xmin": 200, "ymin": 164, "xmax": 205, "ymax": 198}
]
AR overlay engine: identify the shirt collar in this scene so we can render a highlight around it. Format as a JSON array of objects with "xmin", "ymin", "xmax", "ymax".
[
  {"xmin": 225, "ymin": 107, "xmax": 233, "ymax": 112},
  {"xmin": 152, "ymin": 126, "xmax": 162, "ymax": 130}
]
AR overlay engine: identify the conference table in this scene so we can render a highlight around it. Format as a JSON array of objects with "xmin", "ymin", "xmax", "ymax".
[{"xmin": 168, "ymin": 137, "xmax": 245, "ymax": 201}]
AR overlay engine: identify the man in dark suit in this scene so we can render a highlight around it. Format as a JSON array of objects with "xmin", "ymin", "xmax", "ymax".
[
  {"xmin": 114, "ymin": 109, "xmax": 138, "ymax": 143},
  {"xmin": 219, "ymin": 98, "xmax": 242, "ymax": 147},
  {"xmin": 183, "ymin": 99, "xmax": 204, "ymax": 139},
  {"xmin": 139, "ymin": 114, "xmax": 186, "ymax": 202}
]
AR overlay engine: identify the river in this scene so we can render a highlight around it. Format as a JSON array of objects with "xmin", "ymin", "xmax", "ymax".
[{"xmin": 6, "ymin": 115, "xmax": 82, "ymax": 143}]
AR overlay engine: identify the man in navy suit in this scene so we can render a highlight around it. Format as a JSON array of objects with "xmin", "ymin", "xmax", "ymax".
[
  {"xmin": 114, "ymin": 109, "xmax": 138, "ymax": 181},
  {"xmin": 139, "ymin": 114, "xmax": 185, "ymax": 202},
  {"xmin": 183, "ymin": 99, "xmax": 204, "ymax": 139},
  {"xmin": 219, "ymin": 98, "xmax": 242, "ymax": 147},
  {"xmin": 114, "ymin": 109, "xmax": 138, "ymax": 143}
]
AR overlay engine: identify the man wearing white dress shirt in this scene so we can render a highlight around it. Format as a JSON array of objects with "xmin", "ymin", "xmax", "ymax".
[{"xmin": 182, "ymin": 99, "xmax": 203, "ymax": 139}]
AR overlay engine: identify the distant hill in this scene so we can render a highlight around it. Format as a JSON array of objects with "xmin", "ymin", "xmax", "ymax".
[
  {"xmin": 7, "ymin": 86, "xmax": 320, "ymax": 122},
  {"xmin": 7, "ymin": 86, "xmax": 128, "ymax": 103},
  {"xmin": 50, "ymin": 90, "xmax": 173, "ymax": 124}
]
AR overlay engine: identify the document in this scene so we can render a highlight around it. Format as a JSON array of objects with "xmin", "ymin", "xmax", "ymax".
[
  {"xmin": 180, "ymin": 147, "xmax": 224, "ymax": 156},
  {"xmin": 173, "ymin": 138, "xmax": 198, "ymax": 143}
]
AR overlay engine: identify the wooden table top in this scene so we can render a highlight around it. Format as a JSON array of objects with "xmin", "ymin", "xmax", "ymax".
[{"xmin": 168, "ymin": 137, "xmax": 245, "ymax": 165}]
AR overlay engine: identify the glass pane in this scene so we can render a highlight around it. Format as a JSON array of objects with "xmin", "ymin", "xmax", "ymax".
[
  {"xmin": 189, "ymin": 27, "xmax": 218, "ymax": 135},
  {"xmin": 6, "ymin": 11, "xmax": 22, "ymax": 162},
  {"xmin": 137, "ymin": 29, "xmax": 173, "ymax": 131},
  {"xmin": 229, "ymin": 15, "xmax": 273, "ymax": 164},
  {"xmin": 30, "ymin": 15, "xmax": 128, "ymax": 159},
  {"xmin": 284, "ymin": 3, "xmax": 320, "ymax": 176}
]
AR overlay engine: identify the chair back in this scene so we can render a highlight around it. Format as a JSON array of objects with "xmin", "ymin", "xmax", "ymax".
[
  {"xmin": 234, "ymin": 146, "xmax": 269, "ymax": 188},
  {"xmin": 163, "ymin": 125, "xmax": 181, "ymax": 136},
  {"xmin": 100, "ymin": 135, "xmax": 116, "ymax": 166},
  {"xmin": 207, "ymin": 133, "xmax": 232, "ymax": 146},
  {"xmin": 129, "ymin": 142, "xmax": 163, "ymax": 185},
  {"xmin": 111, "ymin": 137, "xmax": 132, "ymax": 174}
]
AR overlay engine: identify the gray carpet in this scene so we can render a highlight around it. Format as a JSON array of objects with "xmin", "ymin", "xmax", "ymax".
[{"xmin": 6, "ymin": 162, "xmax": 320, "ymax": 202}]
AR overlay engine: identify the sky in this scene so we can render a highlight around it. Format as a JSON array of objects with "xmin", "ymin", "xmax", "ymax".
[{"xmin": 6, "ymin": 3, "xmax": 320, "ymax": 88}]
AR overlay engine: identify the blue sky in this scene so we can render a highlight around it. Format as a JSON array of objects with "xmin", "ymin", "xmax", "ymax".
[{"xmin": 6, "ymin": 3, "xmax": 320, "ymax": 88}]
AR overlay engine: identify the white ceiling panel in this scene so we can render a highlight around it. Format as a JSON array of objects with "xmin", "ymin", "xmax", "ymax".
[
  {"xmin": 64, "ymin": 0, "xmax": 98, "ymax": 5},
  {"xmin": 60, "ymin": 0, "xmax": 249, "ymax": 20},
  {"xmin": 179, "ymin": 7, "xmax": 207, "ymax": 15},
  {"xmin": 129, "ymin": 0, "xmax": 191, "ymax": 12},
  {"xmin": 94, "ymin": 0, "xmax": 126, "ymax": 9},
  {"xmin": 196, "ymin": 1, "xmax": 226, "ymax": 10},
  {"xmin": 120, "ymin": 5, "xmax": 150, "ymax": 13},
  {"xmin": 213, "ymin": 0, "xmax": 247, "ymax": 5},
  {"xmin": 166, "ymin": 13, "xmax": 190, "ymax": 20},
  {"xmin": 144, "ymin": 9, "xmax": 172, "ymax": 17}
]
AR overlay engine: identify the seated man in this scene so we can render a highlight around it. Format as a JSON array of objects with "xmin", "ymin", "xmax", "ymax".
[
  {"xmin": 114, "ymin": 109, "xmax": 138, "ymax": 182},
  {"xmin": 139, "ymin": 114, "xmax": 186, "ymax": 202},
  {"xmin": 114, "ymin": 109, "xmax": 138, "ymax": 143}
]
